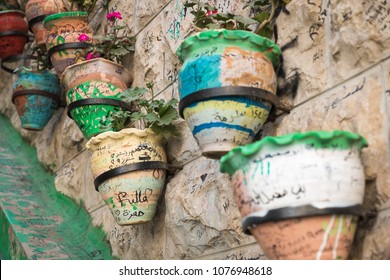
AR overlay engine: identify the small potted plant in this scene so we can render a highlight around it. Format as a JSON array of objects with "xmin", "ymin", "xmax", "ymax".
[
  {"xmin": 60, "ymin": 9, "xmax": 135, "ymax": 139},
  {"xmin": 42, "ymin": 0, "xmax": 111, "ymax": 74},
  {"xmin": 85, "ymin": 83, "xmax": 179, "ymax": 226},
  {"xmin": 176, "ymin": 0, "xmax": 288, "ymax": 159}
]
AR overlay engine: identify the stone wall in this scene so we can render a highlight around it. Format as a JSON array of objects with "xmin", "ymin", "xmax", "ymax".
[{"xmin": 0, "ymin": 0, "xmax": 389, "ymax": 260}]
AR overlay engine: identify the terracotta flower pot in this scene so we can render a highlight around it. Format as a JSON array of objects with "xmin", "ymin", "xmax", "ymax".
[
  {"xmin": 176, "ymin": 29, "xmax": 281, "ymax": 159},
  {"xmin": 12, "ymin": 68, "xmax": 61, "ymax": 130},
  {"xmin": 0, "ymin": 10, "xmax": 29, "ymax": 59},
  {"xmin": 25, "ymin": 0, "xmax": 67, "ymax": 50},
  {"xmin": 61, "ymin": 58, "xmax": 133, "ymax": 139},
  {"xmin": 86, "ymin": 128, "xmax": 168, "ymax": 225},
  {"xmin": 220, "ymin": 130, "xmax": 368, "ymax": 259},
  {"xmin": 43, "ymin": 11, "xmax": 92, "ymax": 75}
]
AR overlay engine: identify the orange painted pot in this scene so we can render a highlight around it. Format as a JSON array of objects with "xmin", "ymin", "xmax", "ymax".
[
  {"xmin": 25, "ymin": 0, "xmax": 67, "ymax": 50},
  {"xmin": 43, "ymin": 11, "xmax": 92, "ymax": 75},
  {"xmin": 0, "ymin": 10, "xmax": 29, "ymax": 59}
]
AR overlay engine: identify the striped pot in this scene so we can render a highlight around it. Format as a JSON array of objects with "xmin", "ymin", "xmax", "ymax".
[
  {"xmin": 61, "ymin": 58, "xmax": 133, "ymax": 140},
  {"xmin": 176, "ymin": 29, "xmax": 281, "ymax": 159},
  {"xmin": 220, "ymin": 130, "xmax": 368, "ymax": 259},
  {"xmin": 86, "ymin": 129, "xmax": 168, "ymax": 225},
  {"xmin": 12, "ymin": 69, "xmax": 61, "ymax": 130}
]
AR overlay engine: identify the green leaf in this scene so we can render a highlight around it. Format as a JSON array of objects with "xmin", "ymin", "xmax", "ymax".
[
  {"xmin": 234, "ymin": 15, "xmax": 258, "ymax": 25},
  {"xmin": 256, "ymin": 25, "xmax": 273, "ymax": 38},
  {"xmin": 109, "ymin": 47, "xmax": 130, "ymax": 56},
  {"xmin": 144, "ymin": 112, "xmax": 159, "ymax": 123},
  {"xmin": 253, "ymin": 11, "xmax": 271, "ymax": 23},
  {"xmin": 150, "ymin": 123, "xmax": 180, "ymax": 137},
  {"xmin": 119, "ymin": 87, "xmax": 148, "ymax": 102},
  {"xmin": 157, "ymin": 106, "xmax": 179, "ymax": 126}
]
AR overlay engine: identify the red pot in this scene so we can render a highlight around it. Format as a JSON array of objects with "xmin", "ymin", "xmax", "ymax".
[{"xmin": 0, "ymin": 10, "xmax": 29, "ymax": 59}]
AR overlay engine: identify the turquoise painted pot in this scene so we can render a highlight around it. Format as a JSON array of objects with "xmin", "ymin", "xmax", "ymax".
[
  {"xmin": 176, "ymin": 29, "xmax": 281, "ymax": 159},
  {"xmin": 12, "ymin": 69, "xmax": 61, "ymax": 130}
]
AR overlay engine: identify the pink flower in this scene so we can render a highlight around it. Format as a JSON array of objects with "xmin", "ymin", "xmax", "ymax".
[
  {"xmin": 106, "ymin": 11, "xmax": 122, "ymax": 21},
  {"xmin": 78, "ymin": 33, "xmax": 90, "ymax": 42},
  {"xmin": 86, "ymin": 52, "xmax": 100, "ymax": 60},
  {"xmin": 206, "ymin": 9, "xmax": 218, "ymax": 16}
]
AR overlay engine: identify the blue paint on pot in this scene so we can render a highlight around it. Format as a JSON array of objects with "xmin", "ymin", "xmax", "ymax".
[
  {"xmin": 185, "ymin": 96, "xmax": 272, "ymax": 110},
  {"xmin": 178, "ymin": 54, "xmax": 222, "ymax": 98},
  {"xmin": 192, "ymin": 122, "xmax": 256, "ymax": 137}
]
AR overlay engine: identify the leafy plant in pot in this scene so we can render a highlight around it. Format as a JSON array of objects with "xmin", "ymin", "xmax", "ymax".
[
  {"xmin": 85, "ymin": 84, "xmax": 179, "ymax": 225},
  {"xmin": 61, "ymin": 9, "xmax": 135, "ymax": 140},
  {"xmin": 176, "ymin": 0, "xmax": 289, "ymax": 159}
]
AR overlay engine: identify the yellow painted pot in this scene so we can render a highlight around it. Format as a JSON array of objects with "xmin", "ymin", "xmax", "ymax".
[{"xmin": 86, "ymin": 128, "xmax": 167, "ymax": 225}]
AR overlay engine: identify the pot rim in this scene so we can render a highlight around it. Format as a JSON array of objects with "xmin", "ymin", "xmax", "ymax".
[
  {"xmin": 85, "ymin": 128, "xmax": 166, "ymax": 151},
  {"xmin": 220, "ymin": 130, "xmax": 368, "ymax": 176},
  {"xmin": 60, "ymin": 57, "xmax": 133, "ymax": 86},
  {"xmin": 43, "ymin": 11, "xmax": 88, "ymax": 27},
  {"xmin": 176, "ymin": 29, "xmax": 281, "ymax": 69},
  {"xmin": 0, "ymin": 10, "xmax": 26, "ymax": 16}
]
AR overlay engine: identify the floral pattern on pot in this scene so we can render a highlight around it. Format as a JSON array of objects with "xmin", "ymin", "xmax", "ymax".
[
  {"xmin": 12, "ymin": 69, "xmax": 61, "ymax": 130},
  {"xmin": 176, "ymin": 29, "xmax": 281, "ymax": 159},
  {"xmin": 43, "ymin": 11, "xmax": 92, "ymax": 74},
  {"xmin": 86, "ymin": 129, "xmax": 167, "ymax": 225},
  {"xmin": 220, "ymin": 130, "xmax": 368, "ymax": 259},
  {"xmin": 0, "ymin": 10, "xmax": 28, "ymax": 59}
]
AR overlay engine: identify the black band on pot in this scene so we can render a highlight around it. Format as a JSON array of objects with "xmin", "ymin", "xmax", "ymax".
[
  {"xmin": 0, "ymin": 30, "xmax": 29, "ymax": 38},
  {"xmin": 1, "ymin": 54, "xmax": 39, "ymax": 73},
  {"xmin": 178, "ymin": 86, "xmax": 280, "ymax": 118},
  {"xmin": 12, "ymin": 90, "xmax": 61, "ymax": 104},
  {"xmin": 28, "ymin": 15, "xmax": 48, "ymax": 31},
  {"xmin": 242, "ymin": 204, "xmax": 365, "ymax": 235},
  {"xmin": 94, "ymin": 161, "xmax": 169, "ymax": 191},
  {"xmin": 47, "ymin": 42, "xmax": 92, "ymax": 58},
  {"xmin": 67, "ymin": 98, "xmax": 133, "ymax": 119}
]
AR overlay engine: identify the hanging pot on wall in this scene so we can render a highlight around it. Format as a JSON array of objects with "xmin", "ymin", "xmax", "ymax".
[
  {"xmin": 220, "ymin": 130, "xmax": 368, "ymax": 260},
  {"xmin": 43, "ymin": 11, "xmax": 92, "ymax": 75},
  {"xmin": 25, "ymin": 0, "xmax": 67, "ymax": 51},
  {"xmin": 0, "ymin": 10, "xmax": 29, "ymax": 59},
  {"xmin": 86, "ymin": 128, "xmax": 168, "ymax": 226},
  {"xmin": 61, "ymin": 57, "xmax": 133, "ymax": 139},
  {"xmin": 176, "ymin": 29, "xmax": 281, "ymax": 159},
  {"xmin": 12, "ymin": 63, "xmax": 61, "ymax": 130}
]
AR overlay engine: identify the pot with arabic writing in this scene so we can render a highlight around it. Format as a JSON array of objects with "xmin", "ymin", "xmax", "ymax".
[
  {"xmin": 12, "ymin": 68, "xmax": 61, "ymax": 130},
  {"xmin": 61, "ymin": 58, "xmax": 133, "ymax": 140},
  {"xmin": 43, "ymin": 11, "xmax": 92, "ymax": 75},
  {"xmin": 0, "ymin": 10, "xmax": 29, "ymax": 59},
  {"xmin": 176, "ymin": 29, "xmax": 281, "ymax": 159},
  {"xmin": 86, "ymin": 128, "xmax": 168, "ymax": 226},
  {"xmin": 220, "ymin": 130, "xmax": 368, "ymax": 259}
]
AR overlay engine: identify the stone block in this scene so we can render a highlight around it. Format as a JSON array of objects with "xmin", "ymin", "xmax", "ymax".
[
  {"xmin": 164, "ymin": 157, "xmax": 255, "ymax": 259},
  {"xmin": 197, "ymin": 242, "xmax": 267, "ymax": 260},
  {"xmin": 134, "ymin": 0, "xmax": 170, "ymax": 34},
  {"xmin": 330, "ymin": 0, "xmax": 390, "ymax": 84}
]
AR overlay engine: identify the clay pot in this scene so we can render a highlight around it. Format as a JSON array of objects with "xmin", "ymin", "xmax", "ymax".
[
  {"xmin": 61, "ymin": 58, "xmax": 133, "ymax": 139},
  {"xmin": 220, "ymin": 130, "xmax": 368, "ymax": 259},
  {"xmin": 86, "ymin": 128, "xmax": 168, "ymax": 226},
  {"xmin": 0, "ymin": 10, "xmax": 29, "ymax": 59},
  {"xmin": 25, "ymin": 0, "xmax": 67, "ymax": 50},
  {"xmin": 43, "ymin": 11, "xmax": 92, "ymax": 75},
  {"xmin": 12, "ymin": 69, "xmax": 61, "ymax": 130},
  {"xmin": 176, "ymin": 29, "xmax": 281, "ymax": 159}
]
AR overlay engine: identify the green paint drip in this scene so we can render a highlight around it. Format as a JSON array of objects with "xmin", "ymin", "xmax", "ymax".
[
  {"xmin": 220, "ymin": 130, "xmax": 368, "ymax": 176},
  {"xmin": 176, "ymin": 29, "xmax": 281, "ymax": 69},
  {"xmin": 0, "ymin": 114, "xmax": 113, "ymax": 260}
]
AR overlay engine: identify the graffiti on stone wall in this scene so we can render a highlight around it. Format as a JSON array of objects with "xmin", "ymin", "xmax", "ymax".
[{"xmin": 363, "ymin": 0, "xmax": 390, "ymax": 33}]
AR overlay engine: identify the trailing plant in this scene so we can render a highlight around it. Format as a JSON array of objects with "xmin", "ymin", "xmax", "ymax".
[
  {"xmin": 184, "ymin": 0, "xmax": 291, "ymax": 38},
  {"xmin": 105, "ymin": 83, "xmax": 180, "ymax": 137},
  {"xmin": 77, "ymin": 10, "xmax": 135, "ymax": 64},
  {"xmin": 64, "ymin": 0, "xmax": 110, "ymax": 14}
]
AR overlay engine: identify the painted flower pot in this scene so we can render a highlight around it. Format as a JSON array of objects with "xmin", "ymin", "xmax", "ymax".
[
  {"xmin": 43, "ymin": 11, "xmax": 92, "ymax": 75},
  {"xmin": 176, "ymin": 29, "xmax": 281, "ymax": 159},
  {"xmin": 220, "ymin": 130, "xmax": 368, "ymax": 259},
  {"xmin": 25, "ymin": 0, "xmax": 67, "ymax": 50},
  {"xmin": 86, "ymin": 128, "xmax": 168, "ymax": 225},
  {"xmin": 0, "ymin": 10, "xmax": 29, "ymax": 59},
  {"xmin": 12, "ymin": 69, "xmax": 61, "ymax": 130},
  {"xmin": 61, "ymin": 58, "xmax": 133, "ymax": 139}
]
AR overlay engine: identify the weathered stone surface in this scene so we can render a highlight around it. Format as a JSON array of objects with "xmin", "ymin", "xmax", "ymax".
[
  {"xmin": 197, "ymin": 242, "xmax": 267, "ymax": 260},
  {"xmin": 133, "ymin": 0, "xmax": 170, "ymax": 34},
  {"xmin": 331, "ymin": 0, "xmax": 390, "ymax": 84},
  {"xmin": 164, "ymin": 157, "xmax": 255, "ymax": 259},
  {"xmin": 276, "ymin": 0, "xmax": 330, "ymax": 104}
]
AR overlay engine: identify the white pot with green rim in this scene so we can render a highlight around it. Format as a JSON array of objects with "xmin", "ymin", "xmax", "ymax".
[
  {"xmin": 220, "ymin": 130, "xmax": 368, "ymax": 259},
  {"xmin": 86, "ymin": 128, "xmax": 168, "ymax": 226}
]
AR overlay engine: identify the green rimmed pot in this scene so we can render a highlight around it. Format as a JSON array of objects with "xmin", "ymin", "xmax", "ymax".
[
  {"xmin": 176, "ymin": 29, "xmax": 281, "ymax": 159},
  {"xmin": 61, "ymin": 58, "xmax": 133, "ymax": 140},
  {"xmin": 220, "ymin": 130, "xmax": 368, "ymax": 260},
  {"xmin": 43, "ymin": 11, "xmax": 92, "ymax": 75},
  {"xmin": 86, "ymin": 128, "xmax": 168, "ymax": 226}
]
